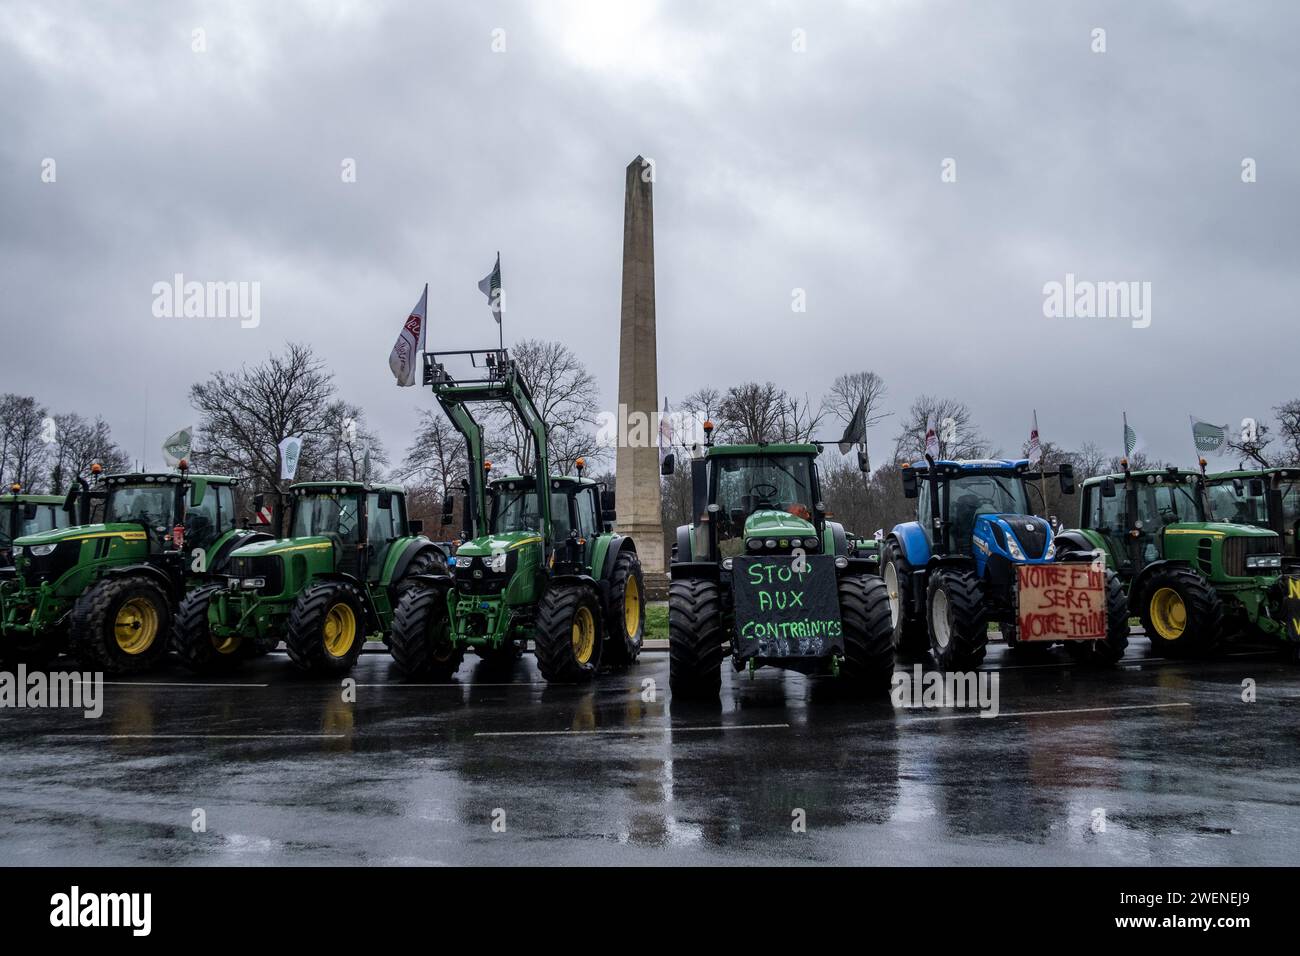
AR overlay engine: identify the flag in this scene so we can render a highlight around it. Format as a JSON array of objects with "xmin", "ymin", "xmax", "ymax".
[
  {"xmin": 658, "ymin": 397, "xmax": 673, "ymax": 469},
  {"xmin": 838, "ymin": 398, "xmax": 867, "ymax": 455},
  {"xmin": 1190, "ymin": 416, "xmax": 1228, "ymax": 455},
  {"xmin": 924, "ymin": 415, "xmax": 940, "ymax": 460},
  {"xmin": 1027, "ymin": 410, "xmax": 1042, "ymax": 465},
  {"xmin": 389, "ymin": 284, "xmax": 428, "ymax": 387},
  {"xmin": 362, "ymin": 443, "xmax": 372, "ymax": 482},
  {"xmin": 279, "ymin": 436, "xmax": 303, "ymax": 481},
  {"xmin": 1123, "ymin": 412, "xmax": 1139, "ymax": 457},
  {"xmin": 161, "ymin": 426, "xmax": 193, "ymax": 467},
  {"xmin": 478, "ymin": 253, "xmax": 503, "ymax": 325}
]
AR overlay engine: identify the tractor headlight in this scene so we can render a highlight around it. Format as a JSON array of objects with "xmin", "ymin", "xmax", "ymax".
[
  {"xmin": 1004, "ymin": 535, "xmax": 1025, "ymax": 561},
  {"xmin": 746, "ymin": 539, "xmax": 762, "ymax": 551},
  {"xmin": 803, "ymin": 538, "xmax": 819, "ymax": 550},
  {"xmin": 1044, "ymin": 542, "xmax": 1056, "ymax": 560},
  {"xmin": 834, "ymin": 556, "xmax": 849, "ymax": 569},
  {"xmin": 764, "ymin": 539, "xmax": 777, "ymax": 549},
  {"xmin": 1246, "ymin": 554, "xmax": 1282, "ymax": 570},
  {"xmin": 721, "ymin": 557, "xmax": 734, "ymax": 571},
  {"xmin": 488, "ymin": 551, "xmax": 508, "ymax": 574},
  {"xmin": 28, "ymin": 544, "xmax": 57, "ymax": 557}
]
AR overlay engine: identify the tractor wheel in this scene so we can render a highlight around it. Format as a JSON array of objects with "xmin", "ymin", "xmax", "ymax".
[
  {"xmin": 285, "ymin": 581, "xmax": 368, "ymax": 675},
  {"xmin": 882, "ymin": 540, "xmax": 928, "ymax": 658},
  {"xmin": 70, "ymin": 574, "xmax": 173, "ymax": 674},
  {"xmin": 837, "ymin": 573, "xmax": 895, "ymax": 695},
  {"xmin": 396, "ymin": 549, "xmax": 447, "ymax": 597},
  {"xmin": 1139, "ymin": 567, "xmax": 1222, "ymax": 656},
  {"xmin": 668, "ymin": 577, "xmax": 724, "ymax": 699},
  {"xmin": 533, "ymin": 584, "xmax": 603, "ymax": 683},
  {"xmin": 603, "ymin": 549, "xmax": 645, "ymax": 668},
  {"xmin": 172, "ymin": 585, "xmax": 249, "ymax": 674},
  {"xmin": 389, "ymin": 582, "xmax": 463, "ymax": 680},
  {"xmin": 1067, "ymin": 569, "xmax": 1130, "ymax": 665},
  {"xmin": 925, "ymin": 568, "xmax": 987, "ymax": 671}
]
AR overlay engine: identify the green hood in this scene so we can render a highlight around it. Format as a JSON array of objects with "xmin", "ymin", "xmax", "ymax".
[
  {"xmin": 13, "ymin": 522, "xmax": 145, "ymax": 548},
  {"xmin": 743, "ymin": 509, "xmax": 816, "ymax": 541},
  {"xmin": 230, "ymin": 535, "xmax": 334, "ymax": 558},
  {"xmin": 1166, "ymin": 521, "xmax": 1278, "ymax": 540},
  {"xmin": 457, "ymin": 530, "xmax": 544, "ymax": 558}
]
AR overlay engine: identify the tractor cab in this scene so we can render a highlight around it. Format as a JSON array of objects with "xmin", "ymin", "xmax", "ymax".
[
  {"xmin": 478, "ymin": 467, "xmax": 614, "ymax": 574},
  {"xmin": 1, "ymin": 489, "xmax": 69, "ymax": 568},
  {"xmin": 1206, "ymin": 468, "xmax": 1300, "ymax": 557},
  {"xmin": 102, "ymin": 472, "xmax": 238, "ymax": 556},
  {"xmin": 286, "ymin": 482, "xmax": 410, "ymax": 581},
  {"xmin": 1078, "ymin": 468, "xmax": 1212, "ymax": 573}
]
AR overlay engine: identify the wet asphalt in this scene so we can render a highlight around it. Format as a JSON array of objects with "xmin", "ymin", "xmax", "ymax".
[{"xmin": 0, "ymin": 634, "xmax": 1297, "ymax": 866}]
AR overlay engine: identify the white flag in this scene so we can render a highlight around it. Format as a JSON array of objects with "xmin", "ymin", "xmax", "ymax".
[
  {"xmin": 389, "ymin": 284, "xmax": 428, "ymax": 387},
  {"xmin": 161, "ymin": 426, "xmax": 193, "ymax": 467},
  {"xmin": 658, "ymin": 397, "xmax": 673, "ymax": 469},
  {"xmin": 924, "ymin": 415, "xmax": 940, "ymax": 460},
  {"xmin": 279, "ymin": 436, "xmax": 303, "ymax": 481},
  {"xmin": 1027, "ymin": 410, "xmax": 1042, "ymax": 465}
]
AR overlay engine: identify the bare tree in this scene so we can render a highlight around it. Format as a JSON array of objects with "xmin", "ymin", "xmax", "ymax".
[
  {"xmin": 398, "ymin": 409, "xmax": 468, "ymax": 498},
  {"xmin": 47, "ymin": 413, "xmax": 130, "ymax": 493},
  {"xmin": 314, "ymin": 402, "xmax": 387, "ymax": 482},
  {"xmin": 892, "ymin": 394, "xmax": 989, "ymax": 462},
  {"xmin": 0, "ymin": 394, "xmax": 51, "ymax": 491},
  {"xmin": 491, "ymin": 339, "xmax": 602, "ymax": 476},
  {"xmin": 822, "ymin": 370, "xmax": 889, "ymax": 431}
]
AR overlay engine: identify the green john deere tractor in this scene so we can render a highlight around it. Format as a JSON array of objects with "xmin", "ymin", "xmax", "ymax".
[
  {"xmin": 0, "ymin": 467, "xmax": 266, "ymax": 670},
  {"xmin": 1205, "ymin": 467, "xmax": 1300, "ymax": 562},
  {"xmin": 1056, "ymin": 463, "xmax": 1298, "ymax": 657},
  {"xmin": 664, "ymin": 425, "xmax": 894, "ymax": 699},
  {"xmin": 1, "ymin": 485, "xmax": 71, "ymax": 570},
  {"xmin": 388, "ymin": 348, "xmax": 643, "ymax": 683},
  {"xmin": 172, "ymin": 481, "xmax": 446, "ymax": 675}
]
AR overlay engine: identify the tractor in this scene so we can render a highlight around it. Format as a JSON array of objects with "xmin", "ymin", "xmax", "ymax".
[
  {"xmin": 1056, "ymin": 462, "xmax": 1298, "ymax": 657},
  {"xmin": 883, "ymin": 458, "xmax": 1129, "ymax": 670},
  {"xmin": 664, "ymin": 425, "xmax": 894, "ymax": 699},
  {"xmin": 1, "ymin": 485, "xmax": 71, "ymax": 569},
  {"xmin": 0, "ymin": 465, "xmax": 266, "ymax": 670},
  {"xmin": 1205, "ymin": 467, "xmax": 1300, "ymax": 561},
  {"xmin": 387, "ymin": 348, "xmax": 643, "ymax": 683},
  {"xmin": 172, "ymin": 481, "xmax": 446, "ymax": 675}
]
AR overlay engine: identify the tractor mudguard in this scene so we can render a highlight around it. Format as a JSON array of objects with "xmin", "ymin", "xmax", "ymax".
[
  {"xmin": 1054, "ymin": 529, "xmax": 1102, "ymax": 555},
  {"xmin": 312, "ymin": 571, "xmax": 383, "ymax": 633},
  {"xmin": 1130, "ymin": 559, "xmax": 1191, "ymax": 606},
  {"xmin": 890, "ymin": 523, "xmax": 931, "ymax": 567},
  {"xmin": 208, "ymin": 530, "xmax": 272, "ymax": 574},
  {"xmin": 388, "ymin": 538, "xmax": 444, "ymax": 586},
  {"xmin": 596, "ymin": 535, "xmax": 636, "ymax": 581},
  {"xmin": 100, "ymin": 562, "xmax": 177, "ymax": 598},
  {"xmin": 674, "ymin": 525, "xmax": 693, "ymax": 563},
  {"xmin": 826, "ymin": 520, "xmax": 849, "ymax": 557}
]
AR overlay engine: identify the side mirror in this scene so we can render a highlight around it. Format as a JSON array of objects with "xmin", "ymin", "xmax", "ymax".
[
  {"xmin": 441, "ymin": 496, "xmax": 455, "ymax": 526},
  {"xmin": 63, "ymin": 487, "xmax": 78, "ymax": 516},
  {"xmin": 408, "ymin": 519, "xmax": 424, "ymax": 536},
  {"xmin": 901, "ymin": 468, "xmax": 919, "ymax": 499},
  {"xmin": 22, "ymin": 503, "xmax": 38, "ymax": 521},
  {"xmin": 660, "ymin": 453, "xmax": 675, "ymax": 476},
  {"xmin": 377, "ymin": 490, "xmax": 393, "ymax": 510},
  {"xmin": 1101, "ymin": 477, "xmax": 1117, "ymax": 498},
  {"xmin": 600, "ymin": 489, "xmax": 616, "ymax": 523},
  {"xmin": 1058, "ymin": 463, "xmax": 1075, "ymax": 495},
  {"xmin": 857, "ymin": 450, "xmax": 870, "ymax": 473},
  {"xmin": 253, "ymin": 493, "xmax": 265, "ymax": 512},
  {"xmin": 1232, "ymin": 477, "xmax": 1244, "ymax": 495},
  {"xmin": 1248, "ymin": 478, "xmax": 1266, "ymax": 498}
]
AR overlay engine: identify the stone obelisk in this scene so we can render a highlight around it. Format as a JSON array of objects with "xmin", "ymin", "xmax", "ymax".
[{"xmin": 615, "ymin": 156, "xmax": 665, "ymax": 573}]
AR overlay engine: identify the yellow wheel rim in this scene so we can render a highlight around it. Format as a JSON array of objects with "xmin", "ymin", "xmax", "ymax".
[
  {"xmin": 114, "ymin": 597, "xmax": 160, "ymax": 655},
  {"xmin": 623, "ymin": 575, "xmax": 641, "ymax": 638},
  {"xmin": 323, "ymin": 602, "xmax": 358, "ymax": 657},
  {"xmin": 1149, "ymin": 587, "xmax": 1187, "ymax": 640},
  {"xmin": 571, "ymin": 605, "xmax": 596, "ymax": 665},
  {"xmin": 212, "ymin": 633, "xmax": 242, "ymax": 656}
]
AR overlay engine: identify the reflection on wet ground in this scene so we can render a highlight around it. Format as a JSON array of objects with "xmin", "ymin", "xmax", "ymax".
[{"xmin": 1, "ymin": 636, "xmax": 1296, "ymax": 864}]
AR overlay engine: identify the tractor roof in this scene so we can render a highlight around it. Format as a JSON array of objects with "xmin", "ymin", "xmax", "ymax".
[
  {"xmin": 0, "ymin": 494, "xmax": 64, "ymax": 505},
  {"xmin": 1207, "ymin": 467, "xmax": 1300, "ymax": 482},
  {"xmin": 489, "ymin": 474, "xmax": 598, "ymax": 489},
  {"xmin": 1081, "ymin": 468, "xmax": 1201, "ymax": 486},
  {"xmin": 290, "ymin": 481, "xmax": 405, "ymax": 495},
  {"xmin": 105, "ymin": 472, "xmax": 238, "ymax": 486},
  {"xmin": 904, "ymin": 457, "xmax": 1030, "ymax": 473},
  {"xmin": 706, "ymin": 442, "xmax": 820, "ymax": 458}
]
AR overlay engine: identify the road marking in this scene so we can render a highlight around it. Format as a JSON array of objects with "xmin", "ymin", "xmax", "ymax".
[
  {"xmin": 475, "ymin": 722, "xmax": 791, "ymax": 737},
  {"xmin": 68, "ymin": 680, "xmax": 270, "ymax": 688},
  {"xmin": 42, "ymin": 733, "xmax": 347, "ymax": 740},
  {"xmin": 908, "ymin": 702, "xmax": 1192, "ymax": 722},
  {"xmin": 355, "ymin": 681, "xmax": 574, "ymax": 688}
]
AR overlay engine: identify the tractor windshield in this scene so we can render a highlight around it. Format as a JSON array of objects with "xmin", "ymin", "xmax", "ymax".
[
  {"xmin": 490, "ymin": 488, "xmax": 570, "ymax": 538},
  {"xmin": 291, "ymin": 494, "xmax": 362, "ymax": 543},
  {"xmin": 946, "ymin": 473, "xmax": 1031, "ymax": 545},
  {"xmin": 106, "ymin": 484, "xmax": 177, "ymax": 531},
  {"xmin": 1207, "ymin": 480, "xmax": 1269, "ymax": 528},
  {"xmin": 21, "ymin": 505, "xmax": 61, "ymax": 537},
  {"xmin": 712, "ymin": 454, "xmax": 816, "ymax": 526},
  {"xmin": 1134, "ymin": 481, "xmax": 1204, "ymax": 527}
]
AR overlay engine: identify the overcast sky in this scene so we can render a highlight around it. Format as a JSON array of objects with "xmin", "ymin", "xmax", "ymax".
[{"xmin": 2, "ymin": 0, "xmax": 1296, "ymax": 474}]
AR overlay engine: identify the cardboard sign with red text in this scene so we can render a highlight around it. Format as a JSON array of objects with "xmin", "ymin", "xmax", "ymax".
[{"xmin": 1016, "ymin": 562, "xmax": 1106, "ymax": 641}]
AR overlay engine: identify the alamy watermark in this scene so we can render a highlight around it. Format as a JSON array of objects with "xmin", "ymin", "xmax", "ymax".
[
  {"xmin": 595, "ymin": 404, "xmax": 706, "ymax": 449},
  {"xmin": 152, "ymin": 273, "xmax": 260, "ymax": 328},
  {"xmin": 1042, "ymin": 273, "xmax": 1151, "ymax": 329},
  {"xmin": 0, "ymin": 665, "xmax": 103, "ymax": 718},
  {"xmin": 891, "ymin": 664, "xmax": 1000, "ymax": 717}
]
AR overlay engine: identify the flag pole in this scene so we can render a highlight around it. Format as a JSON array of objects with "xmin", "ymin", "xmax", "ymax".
[
  {"xmin": 1037, "ymin": 411, "xmax": 1048, "ymax": 520},
  {"xmin": 497, "ymin": 251, "xmax": 503, "ymax": 353}
]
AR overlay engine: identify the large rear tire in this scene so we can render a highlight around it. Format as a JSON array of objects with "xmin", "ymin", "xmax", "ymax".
[
  {"xmin": 602, "ymin": 548, "xmax": 645, "ymax": 668},
  {"xmin": 883, "ymin": 540, "xmax": 928, "ymax": 658},
  {"xmin": 837, "ymin": 573, "xmax": 895, "ymax": 694},
  {"xmin": 533, "ymin": 584, "xmax": 603, "ymax": 683},
  {"xmin": 1068, "ymin": 569, "xmax": 1131, "ymax": 665},
  {"xmin": 668, "ymin": 577, "xmax": 724, "ymax": 699},
  {"xmin": 926, "ymin": 568, "xmax": 987, "ymax": 671},
  {"xmin": 1139, "ymin": 567, "xmax": 1222, "ymax": 656},
  {"xmin": 285, "ymin": 581, "xmax": 367, "ymax": 675},
  {"xmin": 172, "ymin": 585, "xmax": 249, "ymax": 674},
  {"xmin": 389, "ymin": 582, "xmax": 463, "ymax": 680},
  {"xmin": 70, "ymin": 574, "xmax": 173, "ymax": 674}
]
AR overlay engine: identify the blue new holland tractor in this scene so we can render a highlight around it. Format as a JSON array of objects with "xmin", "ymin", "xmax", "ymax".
[{"xmin": 882, "ymin": 458, "xmax": 1129, "ymax": 669}]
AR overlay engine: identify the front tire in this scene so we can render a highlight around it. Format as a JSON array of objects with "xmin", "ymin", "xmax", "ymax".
[
  {"xmin": 837, "ymin": 573, "xmax": 894, "ymax": 694},
  {"xmin": 1139, "ymin": 567, "xmax": 1222, "ymax": 656},
  {"xmin": 668, "ymin": 578, "xmax": 724, "ymax": 699},
  {"xmin": 926, "ymin": 568, "xmax": 987, "ymax": 671},
  {"xmin": 603, "ymin": 549, "xmax": 645, "ymax": 667},
  {"xmin": 533, "ymin": 584, "xmax": 603, "ymax": 683},
  {"xmin": 285, "ymin": 581, "xmax": 367, "ymax": 675},
  {"xmin": 70, "ymin": 574, "xmax": 173, "ymax": 674},
  {"xmin": 1068, "ymin": 569, "xmax": 1131, "ymax": 665},
  {"xmin": 883, "ymin": 540, "xmax": 928, "ymax": 658},
  {"xmin": 172, "ymin": 585, "xmax": 249, "ymax": 674},
  {"xmin": 389, "ymin": 582, "xmax": 463, "ymax": 680}
]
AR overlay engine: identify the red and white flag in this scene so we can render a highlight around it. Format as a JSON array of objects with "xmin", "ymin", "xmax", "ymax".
[
  {"xmin": 389, "ymin": 284, "xmax": 428, "ymax": 387},
  {"xmin": 924, "ymin": 415, "xmax": 940, "ymax": 460},
  {"xmin": 1027, "ymin": 410, "xmax": 1042, "ymax": 465}
]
